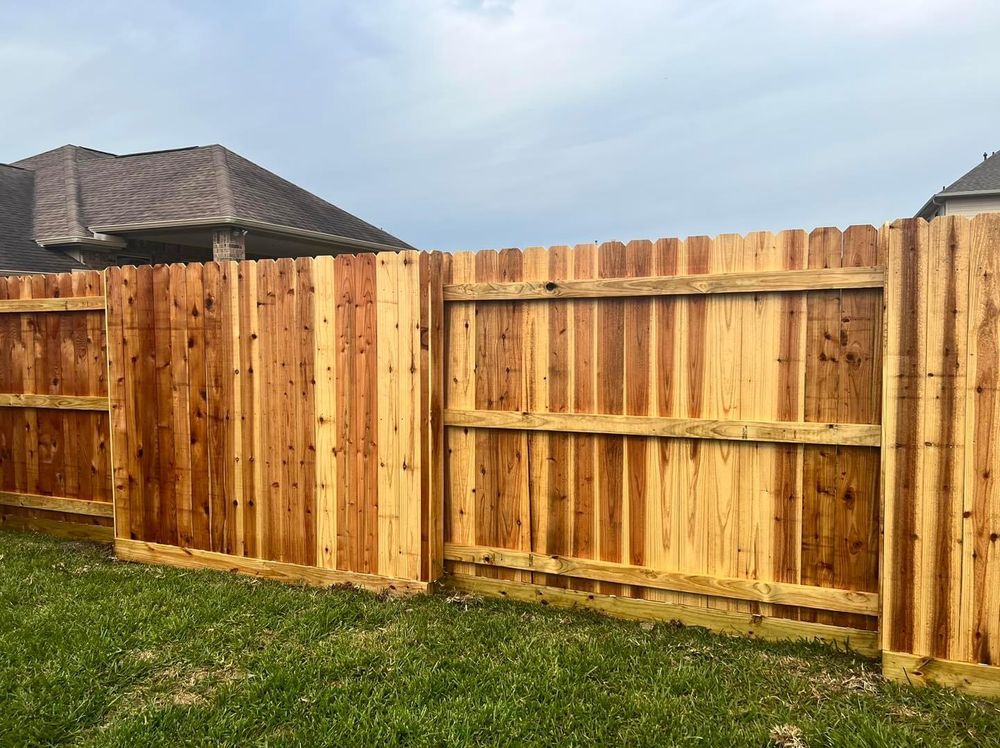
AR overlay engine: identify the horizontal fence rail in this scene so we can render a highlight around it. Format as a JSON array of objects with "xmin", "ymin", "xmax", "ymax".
[
  {"xmin": 0, "ymin": 296, "xmax": 106, "ymax": 313},
  {"xmin": 444, "ymin": 575, "xmax": 881, "ymax": 657},
  {"xmin": 0, "ymin": 393, "xmax": 110, "ymax": 411},
  {"xmin": 443, "ymin": 266, "xmax": 885, "ymax": 301},
  {"xmin": 444, "ymin": 409, "xmax": 881, "ymax": 447},
  {"xmin": 0, "ymin": 491, "xmax": 114, "ymax": 518},
  {"xmin": 444, "ymin": 544, "xmax": 879, "ymax": 615}
]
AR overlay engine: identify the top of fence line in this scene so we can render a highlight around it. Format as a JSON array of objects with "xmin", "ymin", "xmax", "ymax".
[
  {"xmin": 4, "ymin": 214, "xmax": 1000, "ymax": 282},
  {"xmin": 432, "ymin": 213, "xmax": 1000, "ymax": 261}
]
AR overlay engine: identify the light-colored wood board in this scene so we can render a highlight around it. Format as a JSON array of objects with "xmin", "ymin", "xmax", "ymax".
[
  {"xmin": 917, "ymin": 216, "xmax": 970, "ymax": 658},
  {"xmin": 0, "ymin": 297, "xmax": 106, "ymax": 313},
  {"xmin": 376, "ymin": 252, "xmax": 402, "ymax": 578},
  {"xmin": 444, "ymin": 267, "xmax": 884, "ymax": 301},
  {"xmin": 0, "ymin": 490, "xmax": 113, "ymax": 517},
  {"xmin": 963, "ymin": 214, "xmax": 1000, "ymax": 666},
  {"xmin": 443, "ymin": 252, "xmax": 477, "ymax": 578},
  {"xmin": 444, "ymin": 574, "xmax": 879, "ymax": 657},
  {"xmin": 397, "ymin": 252, "xmax": 423, "ymax": 580},
  {"xmin": 314, "ymin": 256, "xmax": 338, "ymax": 569},
  {"xmin": 444, "ymin": 409, "xmax": 880, "ymax": 447},
  {"xmin": 0, "ymin": 393, "xmax": 109, "ymax": 411},
  {"xmin": 883, "ymin": 651, "xmax": 1000, "ymax": 699},
  {"xmin": 444, "ymin": 543, "xmax": 878, "ymax": 614},
  {"xmin": 115, "ymin": 538, "xmax": 430, "ymax": 595}
]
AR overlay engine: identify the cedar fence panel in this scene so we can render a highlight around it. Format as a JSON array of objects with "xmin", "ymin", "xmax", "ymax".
[
  {"xmin": 442, "ymin": 229, "xmax": 884, "ymax": 653},
  {"xmin": 0, "ymin": 270, "xmax": 112, "ymax": 541},
  {"xmin": 881, "ymin": 214, "xmax": 1000, "ymax": 694},
  {"xmin": 104, "ymin": 252, "xmax": 444, "ymax": 589}
]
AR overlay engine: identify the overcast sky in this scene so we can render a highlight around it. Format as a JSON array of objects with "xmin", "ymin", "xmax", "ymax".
[{"xmin": 3, "ymin": 0, "xmax": 999, "ymax": 250}]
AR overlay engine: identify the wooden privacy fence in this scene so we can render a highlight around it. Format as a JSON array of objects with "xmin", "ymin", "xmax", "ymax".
[
  {"xmin": 441, "ymin": 227, "xmax": 884, "ymax": 657},
  {"xmin": 104, "ymin": 252, "xmax": 444, "ymax": 592},
  {"xmin": 4, "ymin": 215, "xmax": 1000, "ymax": 696},
  {"xmin": 881, "ymin": 216, "xmax": 1000, "ymax": 694},
  {"xmin": 0, "ymin": 271, "xmax": 113, "ymax": 541}
]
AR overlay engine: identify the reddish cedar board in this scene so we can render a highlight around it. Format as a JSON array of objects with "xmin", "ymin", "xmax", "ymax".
[
  {"xmin": 0, "ymin": 270, "xmax": 111, "ymax": 534},
  {"xmin": 102, "ymin": 255, "xmax": 437, "ymax": 584}
]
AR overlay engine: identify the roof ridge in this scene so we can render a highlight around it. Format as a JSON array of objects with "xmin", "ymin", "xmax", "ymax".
[
  {"xmin": 114, "ymin": 145, "xmax": 202, "ymax": 159},
  {"xmin": 211, "ymin": 145, "xmax": 235, "ymax": 216},
  {"xmin": 63, "ymin": 146, "xmax": 87, "ymax": 237}
]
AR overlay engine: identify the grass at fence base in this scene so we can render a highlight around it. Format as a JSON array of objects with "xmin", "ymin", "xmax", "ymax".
[{"xmin": 2, "ymin": 531, "xmax": 997, "ymax": 747}]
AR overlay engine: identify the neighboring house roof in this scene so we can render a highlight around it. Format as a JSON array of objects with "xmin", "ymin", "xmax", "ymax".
[
  {"xmin": 941, "ymin": 151, "xmax": 1000, "ymax": 193},
  {"xmin": 0, "ymin": 164, "xmax": 84, "ymax": 274},
  {"xmin": 6, "ymin": 144, "xmax": 412, "ymax": 259},
  {"xmin": 917, "ymin": 151, "xmax": 1000, "ymax": 219}
]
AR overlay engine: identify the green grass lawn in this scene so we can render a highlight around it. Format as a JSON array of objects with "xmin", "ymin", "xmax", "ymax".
[{"xmin": 1, "ymin": 532, "xmax": 998, "ymax": 747}]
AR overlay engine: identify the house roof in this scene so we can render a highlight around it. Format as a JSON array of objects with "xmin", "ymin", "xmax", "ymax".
[
  {"xmin": 941, "ymin": 151, "xmax": 1000, "ymax": 194},
  {"xmin": 0, "ymin": 164, "xmax": 85, "ymax": 274},
  {"xmin": 917, "ymin": 151, "xmax": 1000, "ymax": 218},
  {"xmin": 8, "ymin": 144, "xmax": 412, "ymax": 252}
]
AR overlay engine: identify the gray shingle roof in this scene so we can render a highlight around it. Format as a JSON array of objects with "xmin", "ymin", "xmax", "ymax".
[
  {"xmin": 0, "ymin": 164, "xmax": 84, "ymax": 274},
  {"xmin": 942, "ymin": 151, "xmax": 1000, "ymax": 194},
  {"xmin": 8, "ymin": 143, "xmax": 411, "ymax": 251}
]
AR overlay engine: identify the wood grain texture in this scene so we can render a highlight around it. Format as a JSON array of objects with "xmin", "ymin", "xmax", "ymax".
[
  {"xmin": 963, "ymin": 214, "xmax": 1000, "ymax": 666},
  {"xmin": 443, "ymin": 410, "xmax": 880, "ymax": 446},
  {"xmin": 883, "ymin": 651, "xmax": 1000, "ymax": 699},
  {"xmin": 0, "ymin": 270, "xmax": 111, "ymax": 538},
  {"xmin": 444, "ymin": 544, "xmax": 878, "ymax": 614},
  {"xmin": 0, "ymin": 490, "xmax": 113, "ymax": 517},
  {"xmin": 116, "ymin": 538, "xmax": 430, "ymax": 595},
  {"xmin": 102, "ymin": 255, "xmax": 440, "ymax": 585},
  {"xmin": 441, "ymin": 229, "xmax": 884, "ymax": 635},
  {"xmin": 443, "ymin": 267, "xmax": 884, "ymax": 301},
  {"xmin": 0, "ymin": 393, "xmax": 108, "ymax": 410},
  {"xmin": 0, "ymin": 296, "xmax": 105, "ymax": 313},
  {"xmin": 882, "ymin": 220, "xmax": 929, "ymax": 653}
]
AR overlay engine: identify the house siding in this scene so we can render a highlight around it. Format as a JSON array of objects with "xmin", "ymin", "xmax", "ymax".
[{"xmin": 941, "ymin": 194, "xmax": 1000, "ymax": 217}]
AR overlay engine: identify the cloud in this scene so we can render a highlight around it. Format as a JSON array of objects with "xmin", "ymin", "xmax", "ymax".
[{"xmin": 1, "ymin": 0, "xmax": 999, "ymax": 249}]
